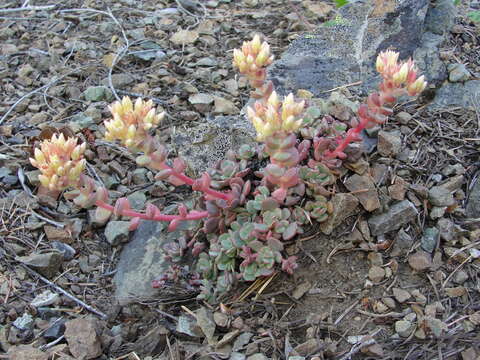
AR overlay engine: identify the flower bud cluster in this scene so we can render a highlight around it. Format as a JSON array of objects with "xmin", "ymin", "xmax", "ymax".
[
  {"xmin": 233, "ymin": 35, "xmax": 274, "ymax": 88},
  {"xmin": 30, "ymin": 133, "xmax": 86, "ymax": 191},
  {"xmin": 104, "ymin": 96, "xmax": 165, "ymax": 150},
  {"xmin": 375, "ymin": 50, "xmax": 427, "ymax": 96},
  {"xmin": 247, "ymin": 91, "xmax": 305, "ymax": 142}
]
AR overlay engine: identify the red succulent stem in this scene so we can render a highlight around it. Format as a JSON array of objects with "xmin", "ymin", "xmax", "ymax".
[
  {"xmin": 158, "ymin": 163, "xmax": 234, "ymax": 202},
  {"xmin": 324, "ymin": 114, "xmax": 370, "ymax": 159},
  {"xmin": 95, "ymin": 199, "xmax": 209, "ymax": 222}
]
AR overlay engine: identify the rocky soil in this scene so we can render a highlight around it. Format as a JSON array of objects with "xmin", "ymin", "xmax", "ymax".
[{"xmin": 0, "ymin": 0, "xmax": 480, "ymax": 359}]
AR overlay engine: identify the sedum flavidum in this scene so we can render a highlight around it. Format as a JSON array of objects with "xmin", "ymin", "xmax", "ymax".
[{"xmin": 30, "ymin": 133, "xmax": 86, "ymax": 192}]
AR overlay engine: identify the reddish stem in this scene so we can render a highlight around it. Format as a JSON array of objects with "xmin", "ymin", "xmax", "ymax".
[
  {"xmin": 95, "ymin": 200, "xmax": 209, "ymax": 222},
  {"xmin": 158, "ymin": 164, "xmax": 233, "ymax": 202},
  {"xmin": 324, "ymin": 115, "xmax": 370, "ymax": 159}
]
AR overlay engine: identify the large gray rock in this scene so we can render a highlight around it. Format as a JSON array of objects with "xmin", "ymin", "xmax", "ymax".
[
  {"xmin": 113, "ymin": 220, "xmax": 197, "ymax": 305},
  {"xmin": 431, "ymin": 81, "xmax": 480, "ymax": 110},
  {"xmin": 368, "ymin": 200, "xmax": 418, "ymax": 235},
  {"xmin": 269, "ymin": 0, "xmax": 429, "ymax": 97}
]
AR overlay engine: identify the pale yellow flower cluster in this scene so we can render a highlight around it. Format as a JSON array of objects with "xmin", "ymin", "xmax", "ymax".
[
  {"xmin": 375, "ymin": 50, "xmax": 427, "ymax": 96},
  {"xmin": 232, "ymin": 35, "xmax": 274, "ymax": 84},
  {"xmin": 247, "ymin": 91, "xmax": 305, "ymax": 141},
  {"xmin": 30, "ymin": 133, "xmax": 86, "ymax": 191},
  {"xmin": 104, "ymin": 97, "xmax": 165, "ymax": 149}
]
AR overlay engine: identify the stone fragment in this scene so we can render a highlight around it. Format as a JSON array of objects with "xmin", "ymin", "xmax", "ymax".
[
  {"xmin": 436, "ymin": 218, "xmax": 458, "ymax": 242},
  {"xmin": 196, "ymin": 307, "xmax": 216, "ymax": 343},
  {"xmin": 31, "ymin": 290, "xmax": 59, "ymax": 307},
  {"xmin": 51, "ymin": 241, "xmax": 76, "ymax": 260},
  {"xmin": 431, "ymin": 80, "xmax": 480, "ymax": 110},
  {"xmin": 292, "ymin": 281, "xmax": 312, "ymax": 300},
  {"xmin": 420, "ymin": 227, "xmax": 439, "ymax": 253},
  {"xmin": 430, "ymin": 206, "xmax": 446, "ymax": 220},
  {"xmin": 448, "ymin": 63, "xmax": 471, "ymax": 82},
  {"xmin": 408, "ymin": 251, "xmax": 432, "ymax": 271},
  {"xmin": 83, "ymin": 86, "xmax": 113, "ymax": 102},
  {"xmin": 170, "ymin": 29, "xmax": 199, "ymax": 45},
  {"xmin": 294, "ymin": 339, "xmax": 321, "ymax": 356},
  {"xmin": 13, "ymin": 313, "xmax": 34, "ymax": 330},
  {"xmin": 392, "ymin": 288, "xmax": 411, "ymax": 303},
  {"xmin": 319, "ymin": 193, "xmax": 359, "ymax": 235},
  {"xmin": 344, "ymin": 174, "xmax": 380, "ymax": 211},
  {"xmin": 396, "ymin": 111, "xmax": 412, "ymax": 125},
  {"xmin": 104, "ymin": 221, "xmax": 131, "ymax": 246},
  {"xmin": 247, "ymin": 354, "xmax": 268, "ymax": 360},
  {"xmin": 445, "ymin": 287, "xmax": 466, "ymax": 298},
  {"xmin": 176, "ymin": 315, "xmax": 203, "ymax": 337},
  {"xmin": 395, "ymin": 320, "xmax": 414, "ymax": 337},
  {"xmin": 131, "ymin": 326, "xmax": 168, "ymax": 357},
  {"xmin": 114, "ymin": 220, "xmax": 197, "ymax": 304},
  {"xmin": 233, "ymin": 332, "xmax": 253, "ymax": 351},
  {"xmin": 101, "ymin": 73, "xmax": 135, "ymax": 88},
  {"xmin": 461, "ymin": 347, "xmax": 479, "ymax": 360},
  {"xmin": 368, "ymin": 266, "xmax": 385, "ymax": 283},
  {"xmin": 64, "ymin": 318, "xmax": 102, "ymax": 359},
  {"xmin": 428, "ymin": 186, "xmax": 455, "ymax": 207},
  {"xmin": 16, "ymin": 252, "xmax": 63, "ymax": 278},
  {"xmin": 7, "ymin": 345, "xmax": 48, "ymax": 360},
  {"xmin": 388, "ymin": 177, "xmax": 407, "ymax": 201},
  {"xmin": 368, "ymin": 200, "xmax": 418, "ymax": 235},
  {"xmin": 213, "ymin": 312, "xmax": 229, "ymax": 328},
  {"xmin": 453, "ymin": 270, "xmax": 469, "ymax": 285},
  {"xmin": 213, "ymin": 96, "xmax": 238, "ymax": 115},
  {"xmin": 43, "ymin": 319, "xmax": 66, "ymax": 340},
  {"xmin": 43, "ymin": 225, "xmax": 73, "ymax": 243},
  {"xmin": 377, "ymin": 131, "xmax": 402, "ymax": 157}
]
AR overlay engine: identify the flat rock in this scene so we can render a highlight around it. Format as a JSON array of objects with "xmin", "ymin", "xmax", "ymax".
[
  {"xmin": 104, "ymin": 221, "xmax": 131, "ymax": 246},
  {"xmin": 344, "ymin": 174, "xmax": 380, "ymax": 211},
  {"xmin": 408, "ymin": 250, "xmax": 432, "ymax": 271},
  {"xmin": 377, "ymin": 131, "xmax": 402, "ymax": 157},
  {"xmin": 319, "ymin": 193, "xmax": 359, "ymax": 235},
  {"xmin": 16, "ymin": 251, "xmax": 63, "ymax": 278},
  {"xmin": 64, "ymin": 318, "xmax": 102, "ymax": 360},
  {"xmin": 368, "ymin": 200, "xmax": 418, "ymax": 236},
  {"xmin": 113, "ymin": 220, "xmax": 197, "ymax": 305},
  {"xmin": 428, "ymin": 186, "xmax": 455, "ymax": 207},
  {"xmin": 7, "ymin": 345, "xmax": 47, "ymax": 360}
]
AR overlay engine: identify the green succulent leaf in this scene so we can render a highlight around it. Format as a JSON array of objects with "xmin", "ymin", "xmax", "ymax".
[
  {"xmin": 242, "ymin": 263, "xmax": 258, "ymax": 281},
  {"xmin": 239, "ymin": 223, "xmax": 254, "ymax": 241},
  {"xmin": 261, "ymin": 197, "xmax": 279, "ymax": 211},
  {"xmin": 283, "ymin": 222, "xmax": 298, "ymax": 240},
  {"xmin": 258, "ymin": 186, "xmax": 270, "ymax": 196}
]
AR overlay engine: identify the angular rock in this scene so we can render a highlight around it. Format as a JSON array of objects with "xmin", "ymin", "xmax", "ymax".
[
  {"xmin": 64, "ymin": 318, "xmax": 102, "ymax": 359},
  {"xmin": 393, "ymin": 288, "xmax": 411, "ymax": 303},
  {"xmin": 43, "ymin": 319, "xmax": 66, "ymax": 340},
  {"xmin": 436, "ymin": 218, "xmax": 459, "ymax": 242},
  {"xmin": 31, "ymin": 290, "xmax": 59, "ymax": 307},
  {"xmin": 344, "ymin": 174, "xmax": 380, "ymax": 211},
  {"xmin": 13, "ymin": 313, "xmax": 34, "ymax": 331},
  {"xmin": 368, "ymin": 266, "xmax": 385, "ymax": 283},
  {"xmin": 213, "ymin": 96, "xmax": 238, "ymax": 115},
  {"xmin": 83, "ymin": 86, "xmax": 113, "ymax": 102},
  {"xmin": 420, "ymin": 227, "xmax": 439, "ymax": 253},
  {"xmin": 428, "ymin": 186, "xmax": 455, "ymax": 207},
  {"xmin": 7, "ymin": 345, "xmax": 48, "ymax": 360},
  {"xmin": 16, "ymin": 251, "xmax": 63, "ymax": 278},
  {"xmin": 132, "ymin": 325, "xmax": 169, "ymax": 357},
  {"xmin": 395, "ymin": 320, "xmax": 414, "ymax": 337},
  {"xmin": 319, "ymin": 193, "xmax": 359, "ymax": 235},
  {"xmin": 448, "ymin": 63, "xmax": 471, "ymax": 83},
  {"xmin": 104, "ymin": 221, "xmax": 131, "ymax": 246},
  {"xmin": 101, "ymin": 73, "xmax": 135, "ymax": 88},
  {"xmin": 269, "ymin": 0, "xmax": 429, "ymax": 98},
  {"xmin": 377, "ymin": 131, "xmax": 402, "ymax": 157},
  {"xmin": 466, "ymin": 177, "xmax": 480, "ymax": 218},
  {"xmin": 408, "ymin": 251, "xmax": 432, "ymax": 271},
  {"xmin": 368, "ymin": 200, "xmax": 418, "ymax": 235},
  {"xmin": 114, "ymin": 220, "xmax": 197, "ymax": 305}
]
